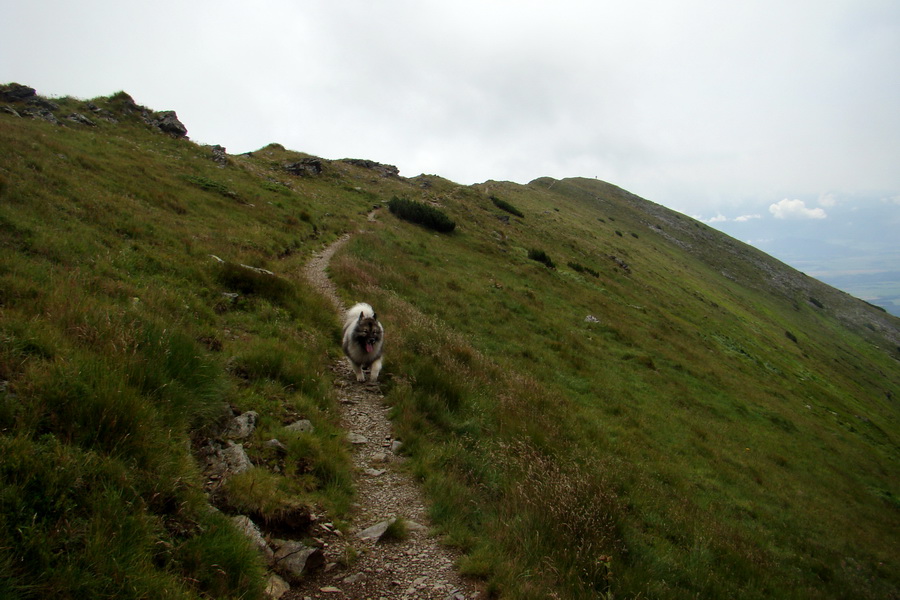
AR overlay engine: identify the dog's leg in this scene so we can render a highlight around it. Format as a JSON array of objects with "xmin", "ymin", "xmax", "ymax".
[
  {"xmin": 350, "ymin": 359, "xmax": 366, "ymax": 382},
  {"xmin": 369, "ymin": 358, "xmax": 382, "ymax": 382}
]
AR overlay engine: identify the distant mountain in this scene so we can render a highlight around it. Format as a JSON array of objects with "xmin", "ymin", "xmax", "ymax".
[
  {"xmin": 709, "ymin": 204, "xmax": 900, "ymax": 317},
  {"xmin": 1, "ymin": 83, "xmax": 897, "ymax": 600}
]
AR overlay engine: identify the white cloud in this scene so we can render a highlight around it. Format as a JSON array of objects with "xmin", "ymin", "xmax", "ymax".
[
  {"xmin": 702, "ymin": 212, "xmax": 761, "ymax": 224},
  {"xmin": 769, "ymin": 199, "xmax": 828, "ymax": 220},
  {"xmin": 818, "ymin": 192, "xmax": 837, "ymax": 207}
]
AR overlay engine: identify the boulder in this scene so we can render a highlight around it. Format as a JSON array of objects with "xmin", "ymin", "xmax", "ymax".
[
  {"xmin": 217, "ymin": 441, "xmax": 253, "ymax": 475},
  {"xmin": 0, "ymin": 83, "xmax": 36, "ymax": 103},
  {"xmin": 153, "ymin": 110, "xmax": 188, "ymax": 137},
  {"xmin": 211, "ymin": 144, "xmax": 228, "ymax": 166},
  {"xmin": 23, "ymin": 108, "xmax": 60, "ymax": 125},
  {"xmin": 27, "ymin": 97, "xmax": 59, "ymax": 111},
  {"xmin": 340, "ymin": 158, "xmax": 399, "ymax": 178},
  {"xmin": 283, "ymin": 158, "xmax": 322, "ymax": 176},
  {"xmin": 225, "ymin": 411, "xmax": 259, "ymax": 440},
  {"xmin": 271, "ymin": 539, "xmax": 324, "ymax": 583},
  {"xmin": 230, "ymin": 515, "xmax": 273, "ymax": 560},
  {"xmin": 67, "ymin": 113, "xmax": 96, "ymax": 127}
]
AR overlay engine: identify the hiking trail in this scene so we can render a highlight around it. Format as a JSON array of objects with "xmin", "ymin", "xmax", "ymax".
[{"xmin": 289, "ymin": 217, "xmax": 479, "ymax": 599}]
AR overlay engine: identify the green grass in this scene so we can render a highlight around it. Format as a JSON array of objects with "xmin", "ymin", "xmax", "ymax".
[{"xmin": 2, "ymin": 86, "xmax": 899, "ymax": 599}]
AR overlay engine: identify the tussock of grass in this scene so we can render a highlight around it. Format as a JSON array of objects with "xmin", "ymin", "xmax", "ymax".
[{"xmin": 381, "ymin": 517, "xmax": 409, "ymax": 542}]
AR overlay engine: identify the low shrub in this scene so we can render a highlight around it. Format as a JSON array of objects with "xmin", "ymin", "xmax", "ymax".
[
  {"xmin": 491, "ymin": 195, "xmax": 524, "ymax": 218},
  {"xmin": 568, "ymin": 261, "xmax": 599, "ymax": 278},
  {"xmin": 388, "ymin": 196, "xmax": 456, "ymax": 233},
  {"xmin": 528, "ymin": 248, "xmax": 555, "ymax": 269}
]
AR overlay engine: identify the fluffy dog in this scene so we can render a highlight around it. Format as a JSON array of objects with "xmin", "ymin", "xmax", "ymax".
[{"xmin": 342, "ymin": 302, "xmax": 384, "ymax": 382}]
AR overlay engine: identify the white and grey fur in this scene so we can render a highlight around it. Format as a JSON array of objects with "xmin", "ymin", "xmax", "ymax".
[{"xmin": 342, "ymin": 302, "xmax": 384, "ymax": 382}]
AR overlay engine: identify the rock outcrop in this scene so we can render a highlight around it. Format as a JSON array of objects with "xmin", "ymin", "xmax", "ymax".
[
  {"xmin": 283, "ymin": 158, "xmax": 323, "ymax": 176},
  {"xmin": 1, "ymin": 82, "xmax": 188, "ymax": 138},
  {"xmin": 340, "ymin": 158, "xmax": 400, "ymax": 178},
  {"xmin": 0, "ymin": 83, "xmax": 37, "ymax": 103},
  {"xmin": 152, "ymin": 110, "xmax": 188, "ymax": 137}
]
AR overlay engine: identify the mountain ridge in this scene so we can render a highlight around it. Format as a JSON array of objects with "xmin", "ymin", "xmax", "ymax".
[{"xmin": 527, "ymin": 175, "xmax": 899, "ymax": 352}]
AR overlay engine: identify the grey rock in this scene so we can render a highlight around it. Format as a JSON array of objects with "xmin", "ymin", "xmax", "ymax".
[
  {"xmin": 239, "ymin": 263, "xmax": 275, "ymax": 276},
  {"xmin": 27, "ymin": 97, "xmax": 59, "ymax": 111},
  {"xmin": 211, "ymin": 144, "xmax": 228, "ymax": 166},
  {"xmin": 153, "ymin": 110, "xmax": 188, "ymax": 137},
  {"xmin": 405, "ymin": 520, "xmax": 427, "ymax": 532},
  {"xmin": 230, "ymin": 515, "xmax": 273, "ymax": 559},
  {"xmin": 66, "ymin": 112, "xmax": 96, "ymax": 126},
  {"xmin": 271, "ymin": 539, "xmax": 324, "ymax": 583},
  {"xmin": 0, "ymin": 83, "xmax": 36, "ymax": 102},
  {"xmin": 264, "ymin": 573, "xmax": 290, "ymax": 599},
  {"xmin": 264, "ymin": 438, "xmax": 288, "ymax": 454},
  {"xmin": 283, "ymin": 158, "xmax": 323, "ymax": 176},
  {"xmin": 347, "ymin": 433, "xmax": 368, "ymax": 445},
  {"xmin": 220, "ymin": 441, "xmax": 253, "ymax": 475},
  {"xmin": 340, "ymin": 158, "xmax": 399, "ymax": 178},
  {"xmin": 226, "ymin": 411, "xmax": 258, "ymax": 440},
  {"xmin": 357, "ymin": 517, "xmax": 396, "ymax": 541},
  {"xmin": 23, "ymin": 107, "xmax": 60, "ymax": 125},
  {"xmin": 342, "ymin": 572, "xmax": 366, "ymax": 584},
  {"xmin": 285, "ymin": 419, "xmax": 314, "ymax": 434}
]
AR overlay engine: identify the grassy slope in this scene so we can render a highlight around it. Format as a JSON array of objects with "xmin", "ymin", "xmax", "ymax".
[
  {"xmin": 0, "ymin": 92, "xmax": 398, "ymax": 598},
  {"xmin": 331, "ymin": 175, "xmax": 899, "ymax": 598},
  {"xmin": 1, "ymin": 88, "xmax": 898, "ymax": 599}
]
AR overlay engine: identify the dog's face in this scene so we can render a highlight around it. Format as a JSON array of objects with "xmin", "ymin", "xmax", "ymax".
[{"xmin": 355, "ymin": 316, "xmax": 382, "ymax": 353}]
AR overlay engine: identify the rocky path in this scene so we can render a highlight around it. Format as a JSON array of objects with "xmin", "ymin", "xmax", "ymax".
[{"xmin": 288, "ymin": 224, "xmax": 480, "ymax": 600}]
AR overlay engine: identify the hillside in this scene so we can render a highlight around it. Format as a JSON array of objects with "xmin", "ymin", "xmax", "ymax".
[{"xmin": 1, "ymin": 83, "xmax": 898, "ymax": 599}]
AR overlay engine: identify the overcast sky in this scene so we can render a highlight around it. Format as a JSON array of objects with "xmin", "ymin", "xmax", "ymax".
[{"xmin": 3, "ymin": 0, "xmax": 899, "ymax": 306}]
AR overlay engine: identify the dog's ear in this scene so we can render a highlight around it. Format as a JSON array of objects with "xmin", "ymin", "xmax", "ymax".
[
  {"xmin": 358, "ymin": 311, "xmax": 364, "ymax": 323},
  {"xmin": 372, "ymin": 312, "xmax": 377, "ymax": 321}
]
